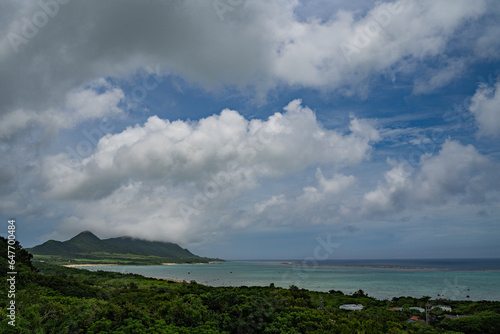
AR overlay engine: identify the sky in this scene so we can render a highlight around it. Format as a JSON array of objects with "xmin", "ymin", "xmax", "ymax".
[{"xmin": 1, "ymin": 0, "xmax": 499, "ymax": 260}]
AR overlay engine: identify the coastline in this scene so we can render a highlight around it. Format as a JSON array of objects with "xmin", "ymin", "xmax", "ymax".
[
  {"xmin": 155, "ymin": 277, "xmax": 185, "ymax": 283},
  {"xmin": 162, "ymin": 261, "xmax": 222, "ymax": 265},
  {"xmin": 61, "ymin": 263, "xmax": 186, "ymax": 284},
  {"xmin": 64, "ymin": 264, "xmax": 120, "ymax": 267},
  {"xmin": 64, "ymin": 261, "xmax": 223, "ymax": 268},
  {"xmin": 59, "ymin": 259, "xmax": 500, "ymax": 301}
]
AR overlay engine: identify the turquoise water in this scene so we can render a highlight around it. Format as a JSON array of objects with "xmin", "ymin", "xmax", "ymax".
[{"xmin": 77, "ymin": 260, "xmax": 500, "ymax": 301}]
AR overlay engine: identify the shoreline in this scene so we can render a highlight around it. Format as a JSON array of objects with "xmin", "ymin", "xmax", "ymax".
[
  {"xmin": 64, "ymin": 261, "xmax": 223, "ymax": 268},
  {"xmin": 60, "ymin": 263, "xmax": 499, "ymax": 301},
  {"xmin": 155, "ymin": 277, "xmax": 185, "ymax": 283},
  {"xmin": 64, "ymin": 264, "xmax": 120, "ymax": 267},
  {"xmin": 162, "ymin": 261, "xmax": 221, "ymax": 265}
]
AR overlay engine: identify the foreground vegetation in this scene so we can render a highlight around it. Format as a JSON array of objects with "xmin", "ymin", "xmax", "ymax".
[{"xmin": 2, "ymin": 237, "xmax": 500, "ymax": 333}]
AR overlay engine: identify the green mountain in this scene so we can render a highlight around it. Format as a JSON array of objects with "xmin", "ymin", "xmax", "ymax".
[
  {"xmin": 28, "ymin": 231, "xmax": 218, "ymax": 265},
  {"xmin": 29, "ymin": 231, "xmax": 126, "ymax": 255},
  {"xmin": 103, "ymin": 236, "xmax": 196, "ymax": 258}
]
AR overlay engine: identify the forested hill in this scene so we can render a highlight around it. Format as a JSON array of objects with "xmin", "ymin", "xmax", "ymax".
[
  {"xmin": 27, "ymin": 231, "xmax": 218, "ymax": 264},
  {"xmin": 28, "ymin": 231, "xmax": 125, "ymax": 255},
  {"xmin": 103, "ymin": 235, "xmax": 196, "ymax": 258}
]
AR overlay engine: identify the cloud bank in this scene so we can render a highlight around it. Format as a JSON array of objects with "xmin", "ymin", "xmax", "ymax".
[{"xmin": 40, "ymin": 99, "xmax": 380, "ymax": 242}]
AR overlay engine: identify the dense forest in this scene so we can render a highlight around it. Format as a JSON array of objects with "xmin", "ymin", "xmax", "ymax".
[{"xmin": 1, "ymin": 237, "xmax": 500, "ymax": 333}]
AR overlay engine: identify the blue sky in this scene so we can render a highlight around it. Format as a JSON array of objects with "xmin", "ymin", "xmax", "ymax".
[{"xmin": 1, "ymin": 0, "xmax": 499, "ymax": 260}]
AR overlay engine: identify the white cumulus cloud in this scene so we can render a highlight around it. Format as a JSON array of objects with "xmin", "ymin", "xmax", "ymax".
[
  {"xmin": 43, "ymin": 99, "xmax": 379, "ymax": 201},
  {"xmin": 362, "ymin": 140, "xmax": 500, "ymax": 216},
  {"xmin": 469, "ymin": 79, "xmax": 500, "ymax": 138}
]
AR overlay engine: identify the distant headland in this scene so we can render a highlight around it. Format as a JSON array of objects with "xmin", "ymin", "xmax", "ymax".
[{"xmin": 28, "ymin": 231, "xmax": 222, "ymax": 265}]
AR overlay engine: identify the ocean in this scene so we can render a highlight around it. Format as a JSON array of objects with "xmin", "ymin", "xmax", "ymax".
[{"xmin": 76, "ymin": 258, "xmax": 500, "ymax": 301}]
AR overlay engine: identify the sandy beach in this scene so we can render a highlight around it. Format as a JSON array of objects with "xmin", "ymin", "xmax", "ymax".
[
  {"xmin": 64, "ymin": 261, "xmax": 222, "ymax": 267},
  {"xmin": 155, "ymin": 277, "xmax": 185, "ymax": 283},
  {"xmin": 63, "ymin": 264, "xmax": 120, "ymax": 268},
  {"xmin": 162, "ymin": 261, "xmax": 221, "ymax": 265}
]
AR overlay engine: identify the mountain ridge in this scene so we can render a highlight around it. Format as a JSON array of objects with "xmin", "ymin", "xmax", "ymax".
[
  {"xmin": 103, "ymin": 236, "xmax": 196, "ymax": 258},
  {"xmin": 28, "ymin": 231, "xmax": 219, "ymax": 264}
]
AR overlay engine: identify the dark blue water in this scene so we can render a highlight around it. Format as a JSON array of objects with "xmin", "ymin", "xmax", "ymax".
[{"xmin": 284, "ymin": 258, "xmax": 500, "ymax": 271}]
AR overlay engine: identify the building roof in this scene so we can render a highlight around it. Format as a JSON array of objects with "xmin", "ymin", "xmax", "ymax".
[
  {"xmin": 339, "ymin": 304, "xmax": 364, "ymax": 311},
  {"xmin": 433, "ymin": 305, "xmax": 452, "ymax": 311},
  {"xmin": 389, "ymin": 307, "xmax": 424, "ymax": 312}
]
